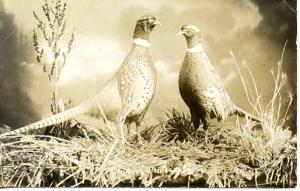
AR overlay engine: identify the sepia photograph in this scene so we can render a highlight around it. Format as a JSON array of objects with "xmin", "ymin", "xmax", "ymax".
[{"xmin": 0, "ymin": 0, "xmax": 297, "ymax": 188}]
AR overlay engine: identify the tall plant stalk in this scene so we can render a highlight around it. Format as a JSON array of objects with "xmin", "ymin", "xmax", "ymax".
[{"xmin": 32, "ymin": 0, "xmax": 75, "ymax": 115}]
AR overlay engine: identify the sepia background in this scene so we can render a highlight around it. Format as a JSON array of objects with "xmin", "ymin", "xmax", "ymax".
[{"xmin": 0, "ymin": 0, "xmax": 296, "ymax": 130}]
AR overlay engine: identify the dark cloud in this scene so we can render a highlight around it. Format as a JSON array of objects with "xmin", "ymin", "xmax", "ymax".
[
  {"xmin": 0, "ymin": 1, "xmax": 39, "ymax": 128},
  {"xmin": 252, "ymin": 0, "xmax": 296, "ymax": 46},
  {"xmin": 251, "ymin": 0, "xmax": 297, "ymax": 85},
  {"xmin": 251, "ymin": 0, "xmax": 297, "ymax": 131}
]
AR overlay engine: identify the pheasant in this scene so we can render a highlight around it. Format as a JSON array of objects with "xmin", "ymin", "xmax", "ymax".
[
  {"xmin": 178, "ymin": 24, "xmax": 261, "ymax": 130},
  {"xmin": 0, "ymin": 15, "xmax": 161, "ymax": 137}
]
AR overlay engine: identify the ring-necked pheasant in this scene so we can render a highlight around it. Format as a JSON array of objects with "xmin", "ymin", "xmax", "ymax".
[
  {"xmin": 178, "ymin": 24, "xmax": 261, "ymax": 130},
  {"xmin": 0, "ymin": 15, "xmax": 161, "ymax": 137}
]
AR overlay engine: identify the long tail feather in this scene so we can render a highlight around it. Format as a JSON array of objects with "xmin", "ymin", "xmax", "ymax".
[
  {"xmin": 0, "ymin": 100, "xmax": 94, "ymax": 137},
  {"xmin": 233, "ymin": 104, "xmax": 262, "ymax": 123}
]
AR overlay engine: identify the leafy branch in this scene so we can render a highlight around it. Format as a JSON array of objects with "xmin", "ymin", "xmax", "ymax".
[{"xmin": 32, "ymin": 0, "xmax": 75, "ymax": 115}]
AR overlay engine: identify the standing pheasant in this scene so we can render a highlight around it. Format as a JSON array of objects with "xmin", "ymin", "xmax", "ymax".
[
  {"xmin": 0, "ymin": 15, "xmax": 161, "ymax": 137},
  {"xmin": 178, "ymin": 24, "xmax": 261, "ymax": 130}
]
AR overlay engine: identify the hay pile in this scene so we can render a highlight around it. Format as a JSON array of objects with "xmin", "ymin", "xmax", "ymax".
[{"xmin": 0, "ymin": 109, "xmax": 296, "ymax": 187}]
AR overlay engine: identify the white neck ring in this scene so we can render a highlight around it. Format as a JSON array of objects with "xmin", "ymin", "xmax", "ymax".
[
  {"xmin": 187, "ymin": 43, "xmax": 204, "ymax": 53},
  {"xmin": 133, "ymin": 38, "xmax": 151, "ymax": 47}
]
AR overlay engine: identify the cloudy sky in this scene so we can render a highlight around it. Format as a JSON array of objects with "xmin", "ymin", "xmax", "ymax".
[{"xmin": 0, "ymin": 0, "xmax": 297, "ymax": 128}]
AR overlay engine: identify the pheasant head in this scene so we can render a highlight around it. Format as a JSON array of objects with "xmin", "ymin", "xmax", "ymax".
[
  {"xmin": 179, "ymin": 24, "xmax": 202, "ymax": 49},
  {"xmin": 133, "ymin": 15, "xmax": 161, "ymax": 42}
]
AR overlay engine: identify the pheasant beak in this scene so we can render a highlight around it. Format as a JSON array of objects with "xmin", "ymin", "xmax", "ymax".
[
  {"xmin": 154, "ymin": 20, "xmax": 162, "ymax": 26},
  {"xmin": 177, "ymin": 30, "xmax": 185, "ymax": 36}
]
